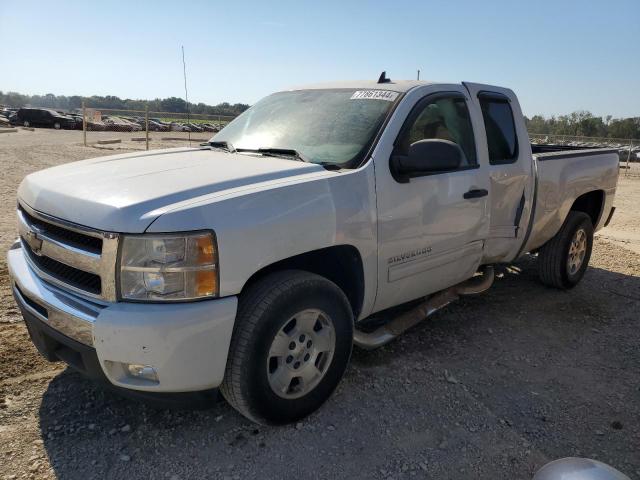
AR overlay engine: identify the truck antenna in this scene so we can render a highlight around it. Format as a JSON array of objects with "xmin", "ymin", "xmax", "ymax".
[
  {"xmin": 182, "ymin": 45, "xmax": 191, "ymax": 145},
  {"xmin": 377, "ymin": 71, "xmax": 391, "ymax": 84}
]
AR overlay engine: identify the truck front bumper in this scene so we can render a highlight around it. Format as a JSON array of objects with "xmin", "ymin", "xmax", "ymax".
[{"xmin": 8, "ymin": 244, "xmax": 238, "ymax": 393}]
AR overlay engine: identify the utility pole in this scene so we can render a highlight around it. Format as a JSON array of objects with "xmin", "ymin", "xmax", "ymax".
[
  {"xmin": 82, "ymin": 101, "xmax": 87, "ymax": 147},
  {"xmin": 417, "ymin": 69, "xmax": 420, "ymax": 80},
  {"xmin": 145, "ymin": 104, "xmax": 149, "ymax": 151},
  {"xmin": 182, "ymin": 46, "xmax": 191, "ymax": 145}
]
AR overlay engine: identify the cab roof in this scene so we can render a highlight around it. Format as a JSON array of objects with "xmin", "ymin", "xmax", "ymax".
[{"xmin": 286, "ymin": 79, "xmax": 435, "ymax": 93}]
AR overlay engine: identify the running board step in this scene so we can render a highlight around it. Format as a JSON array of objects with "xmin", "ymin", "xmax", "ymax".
[{"xmin": 353, "ymin": 266, "xmax": 494, "ymax": 350}]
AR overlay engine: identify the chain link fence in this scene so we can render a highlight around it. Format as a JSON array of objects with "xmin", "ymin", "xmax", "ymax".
[{"xmin": 79, "ymin": 103, "xmax": 237, "ymax": 149}]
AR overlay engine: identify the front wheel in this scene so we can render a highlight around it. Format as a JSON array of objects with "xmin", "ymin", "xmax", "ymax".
[
  {"xmin": 23, "ymin": 120, "xmax": 30, "ymax": 127},
  {"xmin": 538, "ymin": 211, "xmax": 594, "ymax": 289},
  {"xmin": 53, "ymin": 122, "xmax": 61, "ymax": 130},
  {"xmin": 220, "ymin": 270, "xmax": 353, "ymax": 425}
]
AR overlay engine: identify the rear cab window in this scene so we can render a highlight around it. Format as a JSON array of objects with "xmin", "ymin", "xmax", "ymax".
[{"xmin": 478, "ymin": 94, "xmax": 518, "ymax": 164}]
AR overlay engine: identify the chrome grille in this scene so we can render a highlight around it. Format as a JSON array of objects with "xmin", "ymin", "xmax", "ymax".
[
  {"xmin": 22, "ymin": 241, "xmax": 102, "ymax": 294},
  {"xmin": 19, "ymin": 205, "xmax": 102, "ymax": 253},
  {"xmin": 17, "ymin": 202, "xmax": 119, "ymax": 301}
]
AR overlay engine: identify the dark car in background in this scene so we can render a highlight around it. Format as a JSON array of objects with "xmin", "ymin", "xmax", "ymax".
[
  {"xmin": 102, "ymin": 116, "xmax": 142, "ymax": 131},
  {"xmin": 16, "ymin": 108, "xmax": 76, "ymax": 129},
  {"xmin": 147, "ymin": 120, "xmax": 170, "ymax": 131},
  {"xmin": 68, "ymin": 113, "xmax": 107, "ymax": 131},
  {"xmin": 201, "ymin": 123, "xmax": 220, "ymax": 132},
  {"xmin": 187, "ymin": 122, "xmax": 203, "ymax": 132},
  {"xmin": 150, "ymin": 118, "xmax": 172, "ymax": 128}
]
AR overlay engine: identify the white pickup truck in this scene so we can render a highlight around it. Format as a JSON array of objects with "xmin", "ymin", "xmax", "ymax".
[{"xmin": 9, "ymin": 76, "xmax": 618, "ymax": 424}]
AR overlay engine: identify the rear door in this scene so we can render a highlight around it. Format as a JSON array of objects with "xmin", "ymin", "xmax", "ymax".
[
  {"xmin": 33, "ymin": 109, "xmax": 47, "ymax": 127},
  {"xmin": 42, "ymin": 110, "xmax": 55, "ymax": 127},
  {"xmin": 373, "ymin": 85, "xmax": 490, "ymax": 312},
  {"xmin": 462, "ymin": 83, "xmax": 535, "ymax": 263}
]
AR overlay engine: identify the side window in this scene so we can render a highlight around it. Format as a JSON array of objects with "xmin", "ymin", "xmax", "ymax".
[
  {"xmin": 479, "ymin": 97, "xmax": 518, "ymax": 164},
  {"xmin": 398, "ymin": 96, "xmax": 477, "ymax": 167}
]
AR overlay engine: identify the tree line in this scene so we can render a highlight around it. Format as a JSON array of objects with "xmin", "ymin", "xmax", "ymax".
[
  {"xmin": 1, "ymin": 90, "xmax": 638, "ymax": 139},
  {"xmin": 0, "ymin": 91, "xmax": 250, "ymax": 117},
  {"xmin": 525, "ymin": 111, "xmax": 640, "ymax": 140}
]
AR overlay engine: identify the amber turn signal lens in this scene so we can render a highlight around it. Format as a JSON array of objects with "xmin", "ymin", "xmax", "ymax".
[
  {"xmin": 196, "ymin": 235, "xmax": 216, "ymax": 264},
  {"xmin": 195, "ymin": 269, "xmax": 217, "ymax": 297}
]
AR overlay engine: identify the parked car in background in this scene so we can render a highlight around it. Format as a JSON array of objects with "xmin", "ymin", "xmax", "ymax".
[
  {"xmin": 121, "ymin": 117, "xmax": 144, "ymax": 131},
  {"xmin": 68, "ymin": 114, "xmax": 107, "ymax": 131},
  {"xmin": 124, "ymin": 117, "xmax": 145, "ymax": 129},
  {"xmin": 200, "ymin": 123, "xmax": 217, "ymax": 132},
  {"xmin": 0, "ymin": 115, "xmax": 10, "ymax": 127},
  {"xmin": 122, "ymin": 116, "xmax": 145, "ymax": 128},
  {"xmin": 16, "ymin": 108, "xmax": 76, "ymax": 129},
  {"xmin": 127, "ymin": 117, "xmax": 170, "ymax": 132},
  {"xmin": 187, "ymin": 123, "xmax": 203, "ymax": 132},
  {"xmin": 102, "ymin": 116, "xmax": 142, "ymax": 132},
  {"xmin": 1, "ymin": 107, "xmax": 17, "ymax": 119},
  {"xmin": 170, "ymin": 122, "xmax": 190, "ymax": 132},
  {"xmin": 68, "ymin": 114, "xmax": 84, "ymax": 130},
  {"xmin": 150, "ymin": 118, "xmax": 172, "ymax": 128},
  {"xmin": 148, "ymin": 120, "xmax": 170, "ymax": 132}
]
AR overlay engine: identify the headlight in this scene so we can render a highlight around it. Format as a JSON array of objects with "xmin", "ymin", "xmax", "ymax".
[{"xmin": 119, "ymin": 232, "xmax": 218, "ymax": 301}]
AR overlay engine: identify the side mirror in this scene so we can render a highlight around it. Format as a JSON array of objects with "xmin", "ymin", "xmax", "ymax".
[{"xmin": 390, "ymin": 139, "xmax": 463, "ymax": 183}]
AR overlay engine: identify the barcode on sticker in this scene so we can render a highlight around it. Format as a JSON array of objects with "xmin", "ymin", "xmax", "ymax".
[{"xmin": 350, "ymin": 90, "xmax": 399, "ymax": 101}]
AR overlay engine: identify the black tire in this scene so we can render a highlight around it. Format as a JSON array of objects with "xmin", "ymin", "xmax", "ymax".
[
  {"xmin": 220, "ymin": 270, "xmax": 353, "ymax": 425},
  {"xmin": 53, "ymin": 122, "xmax": 61, "ymax": 130},
  {"xmin": 538, "ymin": 211, "xmax": 594, "ymax": 289}
]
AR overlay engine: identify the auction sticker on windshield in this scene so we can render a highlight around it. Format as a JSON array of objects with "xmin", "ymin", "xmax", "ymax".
[{"xmin": 350, "ymin": 90, "xmax": 399, "ymax": 101}]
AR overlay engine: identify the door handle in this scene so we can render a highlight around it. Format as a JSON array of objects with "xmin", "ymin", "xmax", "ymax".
[{"xmin": 463, "ymin": 189, "xmax": 488, "ymax": 199}]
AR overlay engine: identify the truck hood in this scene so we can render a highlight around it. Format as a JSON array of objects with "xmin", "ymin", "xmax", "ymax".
[{"xmin": 18, "ymin": 147, "xmax": 326, "ymax": 232}]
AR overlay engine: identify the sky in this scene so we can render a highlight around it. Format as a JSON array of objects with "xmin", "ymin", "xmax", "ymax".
[{"xmin": 1, "ymin": 0, "xmax": 639, "ymax": 118}]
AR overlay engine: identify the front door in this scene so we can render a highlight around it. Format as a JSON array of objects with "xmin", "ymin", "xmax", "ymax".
[{"xmin": 373, "ymin": 88, "xmax": 490, "ymax": 312}]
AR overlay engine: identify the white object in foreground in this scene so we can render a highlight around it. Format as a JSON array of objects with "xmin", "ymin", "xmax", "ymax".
[{"xmin": 534, "ymin": 458, "xmax": 630, "ymax": 480}]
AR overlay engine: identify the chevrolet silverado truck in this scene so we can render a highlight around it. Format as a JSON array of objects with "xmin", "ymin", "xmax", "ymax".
[{"xmin": 8, "ymin": 75, "xmax": 618, "ymax": 424}]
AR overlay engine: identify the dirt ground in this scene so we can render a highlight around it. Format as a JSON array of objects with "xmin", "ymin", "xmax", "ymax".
[{"xmin": 0, "ymin": 128, "xmax": 639, "ymax": 479}]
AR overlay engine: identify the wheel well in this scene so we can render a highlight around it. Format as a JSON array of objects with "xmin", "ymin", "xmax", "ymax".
[
  {"xmin": 570, "ymin": 190, "xmax": 604, "ymax": 227},
  {"xmin": 241, "ymin": 245, "xmax": 365, "ymax": 319}
]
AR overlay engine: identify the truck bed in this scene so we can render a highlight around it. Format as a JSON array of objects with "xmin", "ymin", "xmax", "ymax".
[{"xmin": 523, "ymin": 148, "xmax": 619, "ymax": 254}]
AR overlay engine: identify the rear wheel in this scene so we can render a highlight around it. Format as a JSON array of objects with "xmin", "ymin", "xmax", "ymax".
[
  {"xmin": 220, "ymin": 270, "xmax": 353, "ymax": 425},
  {"xmin": 538, "ymin": 211, "xmax": 594, "ymax": 289}
]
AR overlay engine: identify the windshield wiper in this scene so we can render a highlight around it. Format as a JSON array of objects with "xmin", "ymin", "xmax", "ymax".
[
  {"xmin": 235, "ymin": 147, "xmax": 343, "ymax": 170},
  {"xmin": 206, "ymin": 140, "xmax": 236, "ymax": 153},
  {"xmin": 235, "ymin": 147, "xmax": 310, "ymax": 163}
]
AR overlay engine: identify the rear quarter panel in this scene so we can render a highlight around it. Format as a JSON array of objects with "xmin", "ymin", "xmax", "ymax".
[{"xmin": 524, "ymin": 150, "xmax": 618, "ymax": 252}]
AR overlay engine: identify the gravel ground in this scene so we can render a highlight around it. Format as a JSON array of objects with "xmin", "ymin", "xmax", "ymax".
[{"xmin": 0, "ymin": 129, "xmax": 639, "ymax": 479}]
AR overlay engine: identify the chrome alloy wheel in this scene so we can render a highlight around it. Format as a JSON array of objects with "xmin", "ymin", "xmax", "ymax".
[
  {"xmin": 267, "ymin": 309, "xmax": 336, "ymax": 399},
  {"xmin": 567, "ymin": 228, "xmax": 587, "ymax": 275}
]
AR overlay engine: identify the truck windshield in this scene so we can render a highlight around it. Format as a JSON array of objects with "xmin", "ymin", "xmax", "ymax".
[{"xmin": 212, "ymin": 89, "xmax": 399, "ymax": 167}]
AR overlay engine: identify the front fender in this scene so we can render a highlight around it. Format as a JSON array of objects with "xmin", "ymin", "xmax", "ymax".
[{"xmin": 146, "ymin": 163, "xmax": 379, "ymax": 317}]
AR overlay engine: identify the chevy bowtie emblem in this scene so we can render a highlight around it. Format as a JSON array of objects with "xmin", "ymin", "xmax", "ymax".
[{"xmin": 25, "ymin": 229, "xmax": 43, "ymax": 255}]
